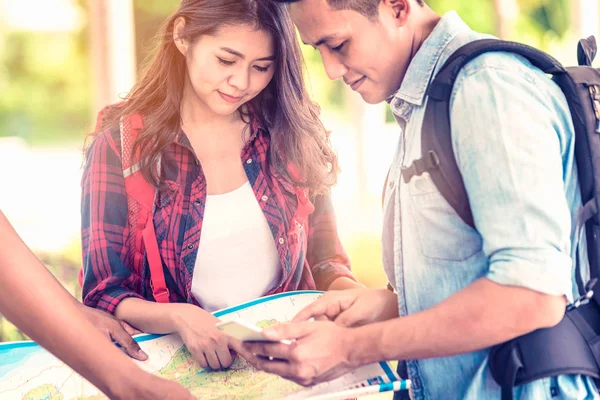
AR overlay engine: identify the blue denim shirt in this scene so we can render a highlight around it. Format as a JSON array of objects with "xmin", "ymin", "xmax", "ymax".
[{"xmin": 383, "ymin": 11, "xmax": 599, "ymax": 400}]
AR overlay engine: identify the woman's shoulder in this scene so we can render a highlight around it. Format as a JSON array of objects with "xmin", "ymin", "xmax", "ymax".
[
  {"xmin": 88, "ymin": 103, "xmax": 143, "ymax": 159},
  {"xmin": 86, "ymin": 125, "xmax": 122, "ymax": 161}
]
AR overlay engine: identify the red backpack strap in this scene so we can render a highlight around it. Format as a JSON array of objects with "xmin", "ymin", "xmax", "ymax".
[
  {"xmin": 286, "ymin": 162, "xmax": 315, "ymax": 224},
  {"xmin": 120, "ymin": 113, "xmax": 170, "ymax": 303}
]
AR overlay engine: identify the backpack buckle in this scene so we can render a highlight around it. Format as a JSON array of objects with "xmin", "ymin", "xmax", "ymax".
[
  {"xmin": 401, "ymin": 151, "xmax": 440, "ymax": 183},
  {"xmin": 151, "ymin": 284, "xmax": 170, "ymax": 303},
  {"xmin": 567, "ymin": 278, "xmax": 597, "ymax": 311}
]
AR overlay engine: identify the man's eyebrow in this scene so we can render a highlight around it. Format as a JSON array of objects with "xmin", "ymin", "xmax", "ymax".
[
  {"xmin": 220, "ymin": 47, "xmax": 275, "ymax": 61},
  {"xmin": 302, "ymin": 34, "xmax": 339, "ymax": 47}
]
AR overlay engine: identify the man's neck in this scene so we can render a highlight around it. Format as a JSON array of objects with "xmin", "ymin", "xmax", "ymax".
[{"xmin": 409, "ymin": 6, "xmax": 441, "ymax": 64}]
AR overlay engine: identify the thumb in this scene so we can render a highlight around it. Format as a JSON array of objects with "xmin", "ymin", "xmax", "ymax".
[
  {"xmin": 292, "ymin": 300, "xmax": 331, "ymax": 323},
  {"xmin": 230, "ymin": 338, "xmax": 258, "ymax": 364},
  {"xmin": 111, "ymin": 326, "xmax": 148, "ymax": 361},
  {"xmin": 292, "ymin": 294, "xmax": 350, "ymax": 323}
]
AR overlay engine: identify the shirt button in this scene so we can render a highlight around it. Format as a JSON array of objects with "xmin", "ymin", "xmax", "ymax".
[
  {"xmin": 187, "ymin": 244, "xmax": 194, "ymax": 250},
  {"xmin": 194, "ymin": 200, "xmax": 201, "ymax": 205},
  {"xmin": 388, "ymin": 181, "xmax": 394, "ymax": 189},
  {"xmin": 278, "ymin": 238, "xmax": 285, "ymax": 245},
  {"xmin": 261, "ymin": 195, "xmax": 268, "ymax": 201},
  {"xmin": 246, "ymin": 159, "xmax": 253, "ymax": 164}
]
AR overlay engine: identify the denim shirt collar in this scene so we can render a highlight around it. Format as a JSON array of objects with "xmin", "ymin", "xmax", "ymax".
[{"xmin": 388, "ymin": 11, "xmax": 468, "ymax": 118}]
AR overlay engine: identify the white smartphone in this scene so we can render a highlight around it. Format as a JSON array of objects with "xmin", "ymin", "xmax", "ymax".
[{"xmin": 216, "ymin": 319, "xmax": 292, "ymax": 344}]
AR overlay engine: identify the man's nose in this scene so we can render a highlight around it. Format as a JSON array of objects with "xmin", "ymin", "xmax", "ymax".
[{"xmin": 321, "ymin": 51, "xmax": 348, "ymax": 81}]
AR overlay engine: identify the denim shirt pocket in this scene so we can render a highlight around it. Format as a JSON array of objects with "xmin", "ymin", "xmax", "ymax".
[{"xmin": 407, "ymin": 172, "xmax": 482, "ymax": 261}]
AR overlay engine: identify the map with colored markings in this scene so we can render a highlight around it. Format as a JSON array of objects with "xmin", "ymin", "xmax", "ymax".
[{"xmin": 1, "ymin": 291, "xmax": 402, "ymax": 400}]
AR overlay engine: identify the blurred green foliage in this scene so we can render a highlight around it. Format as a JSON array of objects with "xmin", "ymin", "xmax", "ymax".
[
  {"xmin": 428, "ymin": 0, "xmax": 496, "ymax": 35},
  {"xmin": 523, "ymin": 0, "xmax": 570, "ymax": 39},
  {"xmin": 0, "ymin": 30, "xmax": 91, "ymax": 144},
  {"xmin": 133, "ymin": 0, "xmax": 179, "ymax": 69}
]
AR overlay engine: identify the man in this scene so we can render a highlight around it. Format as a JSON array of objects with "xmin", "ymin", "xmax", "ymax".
[
  {"xmin": 244, "ymin": 0, "xmax": 599, "ymax": 398},
  {"xmin": 0, "ymin": 210, "xmax": 194, "ymax": 399}
]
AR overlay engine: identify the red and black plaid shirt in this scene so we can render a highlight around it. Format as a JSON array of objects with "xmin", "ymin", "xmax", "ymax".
[{"xmin": 81, "ymin": 118, "xmax": 355, "ymax": 314}]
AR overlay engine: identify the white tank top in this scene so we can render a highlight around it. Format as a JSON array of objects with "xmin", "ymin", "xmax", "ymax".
[{"xmin": 191, "ymin": 181, "xmax": 281, "ymax": 312}]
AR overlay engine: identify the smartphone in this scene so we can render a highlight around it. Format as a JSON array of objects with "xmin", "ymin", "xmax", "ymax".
[{"xmin": 216, "ymin": 319, "xmax": 292, "ymax": 344}]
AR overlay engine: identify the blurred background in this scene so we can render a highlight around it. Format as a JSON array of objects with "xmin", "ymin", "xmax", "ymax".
[{"xmin": 0, "ymin": 0, "xmax": 593, "ymax": 343}]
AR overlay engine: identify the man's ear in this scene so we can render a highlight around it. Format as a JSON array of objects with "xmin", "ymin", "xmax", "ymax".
[
  {"xmin": 173, "ymin": 17, "xmax": 188, "ymax": 56},
  {"xmin": 381, "ymin": 0, "xmax": 411, "ymax": 27}
]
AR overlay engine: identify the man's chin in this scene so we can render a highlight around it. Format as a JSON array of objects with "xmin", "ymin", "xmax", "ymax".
[{"xmin": 359, "ymin": 91, "xmax": 387, "ymax": 105}]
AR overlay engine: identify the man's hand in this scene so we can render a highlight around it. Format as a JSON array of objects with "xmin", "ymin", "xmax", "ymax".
[
  {"xmin": 293, "ymin": 288, "xmax": 399, "ymax": 327},
  {"xmin": 78, "ymin": 304, "xmax": 148, "ymax": 361},
  {"xmin": 154, "ymin": 379, "xmax": 197, "ymax": 400},
  {"xmin": 112, "ymin": 370, "xmax": 197, "ymax": 400},
  {"xmin": 243, "ymin": 321, "xmax": 354, "ymax": 386}
]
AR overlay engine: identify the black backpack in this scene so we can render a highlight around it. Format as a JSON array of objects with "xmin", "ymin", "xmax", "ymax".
[{"xmin": 395, "ymin": 37, "xmax": 600, "ymax": 399}]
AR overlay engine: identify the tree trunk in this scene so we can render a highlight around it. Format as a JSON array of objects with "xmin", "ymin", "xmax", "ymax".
[
  {"xmin": 493, "ymin": 0, "xmax": 519, "ymax": 40},
  {"xmin": 573, "ymin": 0, "xmax": 600, "ymax": 40},
  {"xmin": 88, "ymin": 0, "xmax": 137, "ymax": 119}
]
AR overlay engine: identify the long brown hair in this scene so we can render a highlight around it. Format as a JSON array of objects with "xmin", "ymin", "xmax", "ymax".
[{"xmin": 91, "ymin": 0, "xmax": 338, "ymax": 195}]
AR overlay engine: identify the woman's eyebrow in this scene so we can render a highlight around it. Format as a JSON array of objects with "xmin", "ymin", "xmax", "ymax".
[{"xmin": 220, "ymin": 47, "xmax": 275, "ymax": 61}]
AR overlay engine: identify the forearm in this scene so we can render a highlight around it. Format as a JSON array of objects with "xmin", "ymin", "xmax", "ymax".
[
  {"xmin": 115, "ymin": 297, "xmax": 211, "ymax": 334},
  {"xmin": 311, "ymin": 261, "xmax": 357, "ymax": 291},
  {"xmin": 0, "ymin": 212, "xmax": 141, "ymax": 399},
  {"xmin": 327, "ymin": 277, "xmax": 364, "ymax": 290},
  {"xmin": 307, "ymin": 194, "xmax": 357, "ymax": 291},
  {"xmin": 347, "ymin": 278, "xmax": 566, "ymax": 365}
]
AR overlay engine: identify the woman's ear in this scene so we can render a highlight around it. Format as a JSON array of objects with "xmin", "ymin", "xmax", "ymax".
[{"xmin": 173, "ymin": 17, "xmax": 188, "ymax": 56}]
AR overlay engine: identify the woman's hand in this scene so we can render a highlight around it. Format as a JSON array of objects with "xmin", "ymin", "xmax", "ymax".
[
  {"xmin": 172, "ymin": 305, "xmax": 237, "ymax": 370},
  {"xmin": 114, "ymin": 299, "xmax": 251, "ymax": 370}
]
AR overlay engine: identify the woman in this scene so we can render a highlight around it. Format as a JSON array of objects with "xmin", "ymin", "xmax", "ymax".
[
  {"xmin": 0, "ymin": 211, "xmax": 194, "ymax": 400},
  {"xmin": 81, "ymin": 0, "xmax": 359, "ymax": 372}
]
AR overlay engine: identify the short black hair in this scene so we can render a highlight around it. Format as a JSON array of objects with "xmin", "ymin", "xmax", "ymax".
[{"xmin": 272, "ymin": 0, "xmax": 425, "ymax": 19}]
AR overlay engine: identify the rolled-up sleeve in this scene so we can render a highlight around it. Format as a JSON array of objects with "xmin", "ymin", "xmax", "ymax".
[
  {"xmin": 81, "ymin": 132, "xmax": 143, "ymax": 314},
  {"xmin": 306, "ymin": 194, "xmax": 356, "ymax": 290},
  {"xmin": 450, "ymin": 60, "xmax": 574, "ymax": 298}
]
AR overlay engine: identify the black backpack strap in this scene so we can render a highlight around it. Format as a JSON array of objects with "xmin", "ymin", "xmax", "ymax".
[
  {"xmin": 420, "ymin": 40, "xmax": 597, "ymax": 294},
  {"xmin": 405, "ymin": 39, "xmax": 566, "ymax": 230},
  {"xmin": 578, "ymin": 36, "xmax": 597, "ymax": 67},
  {"xmin": 412, "ymin": 37, "xmax": 600, "ymax": 394}
]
